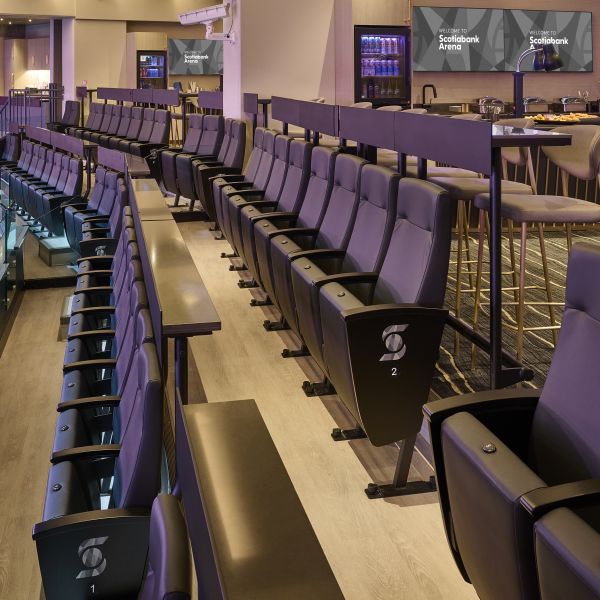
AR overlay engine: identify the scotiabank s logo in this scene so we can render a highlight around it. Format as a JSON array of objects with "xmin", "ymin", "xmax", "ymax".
[
  {"xmin": 380, "ymin": 325, "xmax": 408, "ymax": 362},
  {"xmin": 76, "ymin": 537, "xmax": 108, "ymax": 580}
]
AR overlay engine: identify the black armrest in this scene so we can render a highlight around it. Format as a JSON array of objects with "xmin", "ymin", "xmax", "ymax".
[
  {"xmin": 423, "ymin": 389, "xmax": 542, "ymax": 426},
  {"xmin": 244, "ymin": 200, "xmax": 279, "ymax": 212},
  {"xmin": 67, "ymin": 329, "xmax": 115, "ymax": 341},
  {"xmin": 270, "ymin": 226, "xmax": 318, "ymax": 240},
  {"xmin": 57, "ymin": 395, "xmax": 120, "ymax": 413},
  {"xmin": 230, "ymin": 188, "xmax": 265, "ymax": 198},
  {"xmin": 71, "ymin": 285, "xmax": 113, "ymax": 296},
  {"xmin": 314, "ymin": 272, "xmax": 379, "ymax": 288},
  {"xmin": 71, "ymin": 305, "xmax": 115, "ymax": 316},
  {"xmin": 209, "ymin": 174, "xmax": 246, "ymax": 184},
  {"xmin": 76, "ymin": 255, "xmax": 114, "ymax": 266},
  {"xmin": 63, "ymin": 358, "xmax": 116, "ymax": 373},
  {"xmin": 76, "ymin": 269, "xmax": 113, "ymax": 278},
  {"xmin": 84, "ymin": 227, "xmax": 111, "ymax": 235},
  {"xmin": 50, "ymin": 443, "xmax": 120, "ymax": 464},
  {"xmin": 288, "ymin": 248, "xmax": 346, "ymax": 261},
  {"xmin": 520, "ymin": 479, "xmax": 600, "ymax": 519}
]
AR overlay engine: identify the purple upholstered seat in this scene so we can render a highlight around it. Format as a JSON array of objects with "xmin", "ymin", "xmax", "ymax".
[
  {"xmin": 239, "ymin": 139, "xmax": 313, "ymax": 286},
  {"xmin": 269, "ymin": 153, "xmax": 366, "ymax": 334},
  {"xmin": 254, "ymin": 146, "xmax": 338, "ymax": 306},
  {"xmin": 291, "ymin": 163, "xmax": 400, "ymax": 370},
  {"xmin": 424, "ymin": 242, "xmax": 600, "ymax": 600},
  {"xmin": 319, "ymin": 178, "xmax": 454, "ymax": 444}
]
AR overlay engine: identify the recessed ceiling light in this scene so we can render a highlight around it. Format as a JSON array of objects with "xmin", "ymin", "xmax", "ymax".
[
  {"xmin": 8, "ymin": 21, "xmax": 11, "ymax": 25},
  {"xmin": 0, "ymin": 18, "xmax": 4, "ymax": 21},
  {"xmin": 28, "ymin": 18, "xmax": 32, "ymax": 22}
]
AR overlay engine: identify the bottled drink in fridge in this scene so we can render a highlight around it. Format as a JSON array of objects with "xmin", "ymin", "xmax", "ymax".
[
  {"xmin": 374, "ymin": 82, "xmax": 381, "ymax": 98},
  {"xmin": 361, "ymin": 36, "xmax": 367, "ymax": 54},
  {"xmin": 374, "ymin": 60, "xmax": 381, "ymax": 76},
  {"xmin": 391, "ymin": 37, "xmax": 398, "ymax": 55},
  {"xmin": 367, "ymin": 79, "xmax": 374, "ymax": 99},
  {"xmin": 368, "ymin": 36, "xmax": 375, "ymax": 53},
  {"xmin": 393, "ymin": 60, "xmax": 400, "ymax": 76},
  {"xmin": 362, "ymin": 82, "xmax": 368, "ymax": 98}
]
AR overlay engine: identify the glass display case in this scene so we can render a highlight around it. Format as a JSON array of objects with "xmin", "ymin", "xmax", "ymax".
[
  {"xmin": 354, "ymin": 25, "xmax": 412, "ymax": 107},
  {"xmin": 137, "ymin": 50, "xmax": 167, "ymax": 89}
]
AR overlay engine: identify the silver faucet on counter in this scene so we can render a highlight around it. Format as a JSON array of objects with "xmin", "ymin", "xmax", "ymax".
[{"xmin": 422, "ymin": 84, "xmax": 437, "ymax": 107}]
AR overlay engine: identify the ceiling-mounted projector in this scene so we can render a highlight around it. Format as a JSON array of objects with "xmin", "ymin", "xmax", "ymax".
[{"xmin": 179, "ymin": 2, "xmax": 234, "ymax": 42}]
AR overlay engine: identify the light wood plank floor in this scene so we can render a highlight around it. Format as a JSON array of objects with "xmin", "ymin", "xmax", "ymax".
[
  {"xmin": 0, "ymin": 287, "xmax": 68, "ymax": 599},
  {"xmin": 180, "ymin": 221, "xmax": 478, "ymax": 600}
]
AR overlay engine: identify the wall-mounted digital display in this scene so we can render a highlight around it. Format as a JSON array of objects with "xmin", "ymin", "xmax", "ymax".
[
  {"xmin": 168, "ymin": 39, "xmax": 223, "ymax": 75},
  {"xmin": 412, "ymin": 6, "xmax": 593, "ymax": 73},
  {"xmin": 412, "ymin": 7, "xmax": 505, "ymax": 72},
  {"xmin": 504, "ymin": 10, "xmax": 592, "ymax": 72}
]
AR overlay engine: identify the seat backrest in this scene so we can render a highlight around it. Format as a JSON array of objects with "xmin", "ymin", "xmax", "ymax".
[
  {"xmin": 2, "ymin": 134, "xmax": 19, "ymax": 161},
  {"xmin": 39, "ymin": 149, "xmax": 55, "ymax": 182},
  {"xmin": 87, "ymin": 166, "xmax": 107, "ymax": 211},
  {"xmin": 113, "ymin": 342, "xmax": 162, "ymax": 509},
  {"xmin": 87, "ymin": 103, "xmax": 105, "ymax": 130},
  {"xmin": 341, "ymin": 164, "xmax": 399, "ymax": 273},
  {"xmin": 56, "ymin": 154, "xmax": 71, "ymax": 190},
  {"xmin": 215, "ymin": 117, "xmax": 231, "ymax": 163},
  {"xmin": 315, "ymin": 153, "xmax": 367, "ymax": 250},
  {"xmin": 63, "ymin": 158, "xmax": 83, "ymax": 197},
  {"xmin": 115, "ymin": 106, "xmax": 132, "ymax": 137},
  {"xmin": 182, "ymin": 114, "xmax": 204, "ymax": 153},
  {"xmin": 530, "ymin": 243, "xmax": 600, "ymax": 485},
  {"xmin": 222, "ymin": 120, "xmax": 246, "ymax": 169},
  {"xmin": 138, "ymin": 495, "xmax": 191, "ymax": 600},
  {"xmin": 296, "ymin": 146, "xmax": 338, "ymax": 229},
  {"xmin": 137, "ymin": 108, "xmax": 156, "ymax": 142},
  {"xmin": 372, "ymin": 178, "xmax": 455, "ymax": 307},
  {"xmin": 107, "ymin": 177, "xmax": 128, "ymax": 234},
  {"xmin": 542, "ymin": 125, "xmax": 600, "ymax": 181},
  {"xmin": 148, "ymin": 109, "xmax": 170, "ymax": 144},
  {"xmin": 27, "ymin": 144, "xmax": 41, "ymax": 175},
  {"xmin": 275, "ymin": 139, "xmax": 312, "ymax": 213},
  {"xmin": 16, "ymin": 140, "xmax": 31, "ymax": 168},
  {"xmin": 252, "ymin": 129, "xmax": 277, "ymax": 189},
  {"xmin": 63, "ymin": 100, "xmax": 80, "ymax": 126},
  {"xmin": 196, "ymin": 115, "xmax": 224, "ymax": 156},
  {"xmin": 263, "ymin": 134, "xmax": 291, "ymax": 202},
  {"xmin": 106, "ymin": 104, "xmax": 123, "ymax": 135},
  {"xmin": 126, "ymin": 107, "xmax": 144, "ymax": 139},
  {"xmin": 97, "ymin": 104, "xmax": 114, "ymax": 132},
  {"xmin": 97, "ymin": 170, "xmax": 120, "ymax": 216},
  {"xmin": 243, "ymin": 127, "xmax": 266, "ymax": 182},
  {"xmin": 32, "ymin": 147, "xmax": 47, "ymax": 178},
  {"xmin": 47, "ymin": 151, "xmax": 63, "ymax": 187}
]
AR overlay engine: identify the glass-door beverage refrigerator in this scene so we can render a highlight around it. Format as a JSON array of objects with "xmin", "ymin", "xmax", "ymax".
[
  {"xmin": 137, "ymin": 50, "xmax": 167, "ymax": 89},
  {"xmin": 354, "ymin": 26, "xmax": 411, "ymax": 107}
]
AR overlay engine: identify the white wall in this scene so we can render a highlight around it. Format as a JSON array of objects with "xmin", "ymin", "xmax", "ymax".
[{"xmin": 234, "ymin": 0, "xmax": 337, "ymax": 105}]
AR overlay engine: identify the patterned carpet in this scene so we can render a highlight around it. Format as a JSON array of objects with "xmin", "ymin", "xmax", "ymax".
[{"xmin": 431, "ymin": 227, "xmax": 600, "ymax": 398}]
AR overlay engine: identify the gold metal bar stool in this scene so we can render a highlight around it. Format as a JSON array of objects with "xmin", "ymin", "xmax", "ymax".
[{"xmin": 472, "ymin": 124, "xmax": 600, "ymax": 361}]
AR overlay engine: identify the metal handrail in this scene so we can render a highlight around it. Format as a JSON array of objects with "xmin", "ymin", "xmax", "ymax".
[{"xmin": 1, "ymin": 85, "xmax": 64, "ymax": 135}]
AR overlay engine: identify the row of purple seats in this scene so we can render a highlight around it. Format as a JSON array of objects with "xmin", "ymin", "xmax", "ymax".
[
  {"xmin": 67, "ymin": 103, "xmax": 171, "ymax": 157},
  {"xmin": 155, "ymin": 113, "xmax": 224, "ymax": 204},
  {"xmin": 33, "ymin": 214, "xmax": 191, "ymax": 599},
  {"xmin": 64, "ymin": 164, "xmax": 128, "ymax": 255},
  {"xmin": 210, "ymin": 131, "xmax": 458, "ymax": 494},
  {"xmin": 0, "ymin": 138, "xmax": 83, "ymax": 236}
]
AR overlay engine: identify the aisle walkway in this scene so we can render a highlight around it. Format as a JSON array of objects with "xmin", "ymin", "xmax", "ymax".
[
  {"xmin": 0, "ymin": 288, "xmax": 67, "ymax": 599},
  {"xmin": 180, "ymin": 221, "xmax": 477, "ymax": 600}
]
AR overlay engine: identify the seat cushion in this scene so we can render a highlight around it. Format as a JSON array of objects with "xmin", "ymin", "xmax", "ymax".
[
  {"xmin": 535, "ymin": 508, "xmax": 600, "ymax": 600},
  {"xmin": 474, "ymin": 193, "xmax": 600, "ymax": 224},
  {"xmin": 430, "ymin": 177, "xmax": 532, "ymax": 201},
  {"xmin": 442, "ymin": 411, "xmax": 545, "ymax": 600}
]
